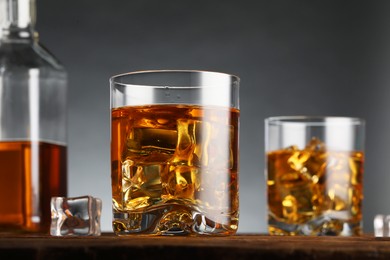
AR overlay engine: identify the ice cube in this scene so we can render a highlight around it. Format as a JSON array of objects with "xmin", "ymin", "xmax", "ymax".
[
  {"xmin": 374, "ymin": 214, "xmax": 390, "ymax": 237},
  {"xmin": 302, "ymin": 215, "xmax": 343, "ymax": 236},
  {"xmin": 374, "ymin": 215, "xmax": 386, "ymax": 237},
  {"xmin": 279, "ymin": 182, "xmax": 319, "ymax": 223},
  {"xmin": 287, "ymin": 150, "xmax": 310, "ymax": 172},
  {"xmin": 171, "ymin": 119, "xmax": 211, "ymax": 167},
  {"xmin": 162, "ymin": 165, "xmax": 200, "ymax": 200},
  {"xmin": 284, "ymin": 149, "xmax": 323, "ymax": 185},
  {"xmin": 122, "ymin": 160, "xmax": 163, "ymax": 192},
  {"xmin": 304, "ymin": 152, "xmax": 327, "ymax": 184},
  {"xmin": 287, "ymin": 138, "xmax": 327, "ymax": 184},
  {"xmin": 50, "ymin": 196, "xmax": 102, "ymax": 236},
  {"xmin": 305, "ymin": 137, "xmax": 326, "ymax": 153},
  {"xmin": 282, "ymin": 194, "xmax": 298, "ymax": 223},
  {"xmin": 121, "ymin": 159, "xmax": 165, "ymax": 210},
  {"xmin": 125, "ymin": 128, "xmax": 177, "ymax": 159}
]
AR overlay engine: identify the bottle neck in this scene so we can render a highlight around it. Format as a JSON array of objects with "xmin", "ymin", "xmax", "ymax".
[{"xmin": 0, "ymin": 0, "xmax": 36, "ymax": 41}]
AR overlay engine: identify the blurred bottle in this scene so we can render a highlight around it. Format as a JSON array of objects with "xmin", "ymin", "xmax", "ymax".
[{"xmin": 0, "ymin": 0, "xmax": 67, "ymax": 233}]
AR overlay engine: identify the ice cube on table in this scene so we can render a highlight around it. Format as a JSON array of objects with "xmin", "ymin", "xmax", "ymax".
[
  {"xmin": 50, "ymin": 196, "xmax": 102, "ymax": 236},
  {"xmin": 374, "ymin": 214, "xmax": 390, "ymax": 237}
]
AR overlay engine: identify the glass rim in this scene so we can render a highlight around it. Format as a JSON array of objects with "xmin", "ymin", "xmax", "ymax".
[
  {"xmin": 109, "ymin": 69, "xmax": 240, "ymax": 88},
  {"xmin": 265, "ymin": 116, "xmax": 365, "ymax": 126}
]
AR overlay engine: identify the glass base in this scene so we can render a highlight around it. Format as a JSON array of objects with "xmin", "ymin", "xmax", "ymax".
[
  {"xmin": 113, "ymin": 204, "xmax": 238, "ymax": 236},
  {"xmin": 268, "ymin": 215, "xmax": 362, "ymax": 236}
]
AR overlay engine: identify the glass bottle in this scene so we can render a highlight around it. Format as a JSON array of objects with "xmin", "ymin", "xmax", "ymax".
[{"xmin": 0, "ymin": 0, "xmax": 67, "ymax": 233}]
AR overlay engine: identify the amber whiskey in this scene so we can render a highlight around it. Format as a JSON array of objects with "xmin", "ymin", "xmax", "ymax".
[{"xmin": 0, "ymin": 141, "xmax": 67, "ymax": 233}]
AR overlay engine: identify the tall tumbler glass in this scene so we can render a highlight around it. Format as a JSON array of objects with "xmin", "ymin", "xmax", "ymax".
[
  {"xmin": 265, "ymin": 116, "xmax": 365, "ymax": 236},
  {"xmin": 110, "ymin": 70, "xmax": 240, "ymax": 235}
]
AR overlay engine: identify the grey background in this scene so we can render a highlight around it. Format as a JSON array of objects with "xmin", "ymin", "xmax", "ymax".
[{"xmin": 35, "ymin": 0, "xmax": 390, "ymax": 233}]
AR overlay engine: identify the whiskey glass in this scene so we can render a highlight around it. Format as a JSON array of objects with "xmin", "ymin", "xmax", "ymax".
[
  {"xmin": 110, "ymin": 70, "xmax": 240, "ymax": 235},
  {"xmin": 265, "ymin": 116, "xmax": 365, "ymax": 236}
]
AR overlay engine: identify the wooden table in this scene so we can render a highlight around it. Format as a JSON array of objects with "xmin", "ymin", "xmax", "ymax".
[{"xmin": 0, "ymin": 233, "xmax": 389, "ymax": 259}]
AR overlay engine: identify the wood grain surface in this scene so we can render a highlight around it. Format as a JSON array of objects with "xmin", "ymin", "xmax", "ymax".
[{"xmin": 0, "ymin": 233, "xmax": 388, "ymax": 259}]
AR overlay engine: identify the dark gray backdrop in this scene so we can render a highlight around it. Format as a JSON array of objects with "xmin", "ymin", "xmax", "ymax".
[{"xmin": 36, "ymin": 0, "xmax": 390, "ymax": 233}]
